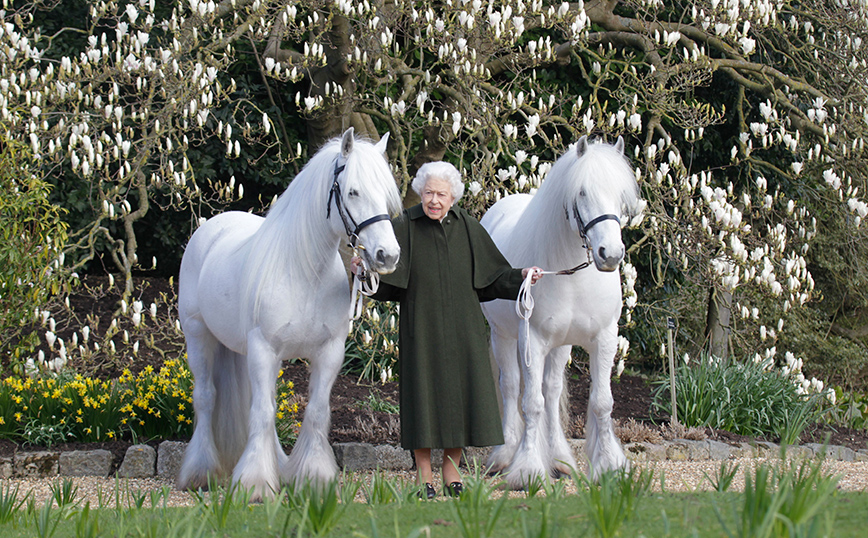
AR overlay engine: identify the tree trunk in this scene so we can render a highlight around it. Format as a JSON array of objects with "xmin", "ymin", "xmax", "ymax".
[{"xmin": 706, "ymin": 288, "xmax": 732, "ymax": 360}]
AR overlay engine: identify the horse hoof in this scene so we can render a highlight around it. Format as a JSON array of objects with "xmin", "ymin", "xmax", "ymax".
[
  {"xmin": 549, "ymin": 469, "xmax": 568, "ymax": 480},
  {"xmin": 177, "ymin": 471, "xmax": 218, "ymax": 492}
]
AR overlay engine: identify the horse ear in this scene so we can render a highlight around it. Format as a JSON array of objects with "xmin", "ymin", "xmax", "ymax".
[
  {"xmin": 375, "ymin": 132, "xmax": 390, "ymax": 155},
  {"xmin": 576, "ymin": 135, "xmax": 589, "ymax": 157},
  {"xmin": 615, "ymin": 136, "xmax": 625, "ymax": 155},
  {"xmin": 341, "ymin": 127, "xmax": 355, "ymax": 158}
]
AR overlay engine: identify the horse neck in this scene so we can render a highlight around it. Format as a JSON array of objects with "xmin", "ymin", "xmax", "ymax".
[
  {"xmin": 515, "ymin": 185, "xmax": 586, "ymax": 271},
  {"xmin": 244, "ymin": 167, "xmax": 342, "ymax": 289}
]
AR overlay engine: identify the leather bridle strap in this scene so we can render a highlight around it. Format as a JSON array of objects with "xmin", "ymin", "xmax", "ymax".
[
  {"xmin": 582, "ymin": 213, "xmax": 621, "ymax": 233},
  {"xmin": 327, "ymin": 161, "xmax": 390, "ymax": 246},
  {"xmin": 572, "ymin": 201, "xmax": 620, "ymax": 236}
]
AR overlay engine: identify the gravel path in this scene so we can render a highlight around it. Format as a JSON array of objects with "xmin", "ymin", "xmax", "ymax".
[{"xmin": 4, "ymin": 458, "xmax": 868, "ymax": 508}]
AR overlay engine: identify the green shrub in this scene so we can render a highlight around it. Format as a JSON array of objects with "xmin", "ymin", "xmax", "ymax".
[
  {"xmin": 823, "ymin": 386, "xmax": 868, "ymax": 430},
  {"xmin": 652, "ymin": 353, "xmax": 830, "ymax": 444},
  {"xmin": 0, "ymin": 135, "xmax": 69, "ymax": 362}
]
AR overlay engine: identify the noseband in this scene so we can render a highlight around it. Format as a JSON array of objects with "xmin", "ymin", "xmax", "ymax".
[{"xmin": 327, "ymin": 160, "xmax": 391, "ymax": 247}]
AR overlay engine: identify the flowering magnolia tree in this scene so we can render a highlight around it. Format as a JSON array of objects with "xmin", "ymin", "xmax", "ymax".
[
  {"xmin": 0, "ymin": 0, "xmax": 289, "ymax": 297},
  {"xmin": 261, "ymin": 0, "xmax": 868, "ymax": 376},
  {"xmin": 3, "ymin": 0, "xmax": 868, "ymax": 380}
]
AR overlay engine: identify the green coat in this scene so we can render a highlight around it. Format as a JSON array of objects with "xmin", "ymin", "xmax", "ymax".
[{"xmin": 372, "ymin": 204, "xmax": 524, "ymax": 450}]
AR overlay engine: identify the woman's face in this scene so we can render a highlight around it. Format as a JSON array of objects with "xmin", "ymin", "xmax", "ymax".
[{"xmin": 421, "ymin": 177, "xmax": 455, "ymax": 220}]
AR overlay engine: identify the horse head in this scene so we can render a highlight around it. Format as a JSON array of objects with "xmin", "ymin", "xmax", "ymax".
[
  {"xmin": 330, "ymin": 127, "xmax": 402, "ymax": 274},
  {"xmin": 568, "ymin": 135, "xmax": 640, "ymax": 272}
]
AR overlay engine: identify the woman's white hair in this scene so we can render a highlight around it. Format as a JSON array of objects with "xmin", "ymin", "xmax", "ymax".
[{"xmin": 412, "ymin": 161, "xmax": 465, "ymax": 201}]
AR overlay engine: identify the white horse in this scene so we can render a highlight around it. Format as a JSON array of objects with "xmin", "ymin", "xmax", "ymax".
[
  {"xmin": 481, "ymin": 136, "xmax": 643, "ymax": 489},
  {"xmin": 176, "ymin": 128, "xmax": 401, "ymax": 500}
]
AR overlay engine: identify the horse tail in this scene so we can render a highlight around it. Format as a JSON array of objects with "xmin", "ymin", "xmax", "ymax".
[
  {"xmin": 561, "ymin": 367, "xmax": 570, "ymax": 432},
  {"xmin": 211, "ymin": 344, "xmax": 251, "ymax": 474}
]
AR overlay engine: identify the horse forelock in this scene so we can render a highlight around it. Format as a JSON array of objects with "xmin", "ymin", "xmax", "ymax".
[
  {"xmin": 569, "ymin": 141, "xmax": 638, "ymax": 211},
  {"xmin": 341, "ymin": 139, "xmax": 402, "ymax": 218}
]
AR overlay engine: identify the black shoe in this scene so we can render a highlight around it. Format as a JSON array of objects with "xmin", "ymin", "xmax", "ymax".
[
  {"xmin": 419, "ymin": 482, "xmax": 436, "ymax": 500},
  {"xmin": 444, "ymin": 481, "xmax": 463, "ymax": 497}
]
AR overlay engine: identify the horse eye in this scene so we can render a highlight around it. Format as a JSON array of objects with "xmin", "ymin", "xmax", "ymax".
[
  {"xmin": 348, "ymin": 189, "xmax": 360, "ymax": 197},
  {"xmin": 579, "ymin": 189, "xmax": 586, "ymax": 197}
]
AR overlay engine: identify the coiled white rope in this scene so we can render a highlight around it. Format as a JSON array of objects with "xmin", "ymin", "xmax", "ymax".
[
  {"xmin": 515, "ymin": 270, "xmax": 538, "ymax": 324},
  {"xmin": 350, "ymin": 253, "xmax": 379, "ymax": 330},
  {"xmin": 517, "ymin": 265, "xmax": 590, "ymax": 367},
  {"xmin": 516, "ymin": 269, "xmax": 548, "ymax": 368}
]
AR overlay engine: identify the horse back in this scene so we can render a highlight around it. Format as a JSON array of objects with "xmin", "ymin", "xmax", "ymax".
[
  {"xmin": 180, "ymin": 212, "xmax": 263, "ymax": 290},
  {"xmin": 480, "ymin": 193, "xmax": 533, "ymax": 264},
  {"xmin": 179, "ymin": 212, "xmax": 264, "ymax": 346}
]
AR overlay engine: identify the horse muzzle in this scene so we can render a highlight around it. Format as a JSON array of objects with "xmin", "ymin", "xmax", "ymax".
[
  {"xmin": 593, "ymin": 243, "xmax": 624, "ymax": 272},
  {"xmin": 366, "ymin": 247, "xmax": 400, "ymax": 274}
]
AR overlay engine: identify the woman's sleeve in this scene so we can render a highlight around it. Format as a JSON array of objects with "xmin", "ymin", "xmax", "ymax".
[
  {"xmin": 477, "ymin": 267, "xmax": 524, "ymax": 302},
  {"xmin": 462, "ymin": 209, "xmax": 525, "ymax": 301},
  {"xmin": 369, "ymin": 280, "xmax": 403, "ymax": 302}
]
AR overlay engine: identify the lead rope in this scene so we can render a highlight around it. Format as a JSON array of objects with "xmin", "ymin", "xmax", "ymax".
[
  {"xmin": 349, "ymin": 246, "xmax": 380, "ymax": 330},
  {"xmin": 516, "ymin": 269, "xmax": 550, "ymax": 369}
]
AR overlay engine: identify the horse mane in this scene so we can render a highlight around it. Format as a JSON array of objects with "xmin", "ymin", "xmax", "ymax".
[
  {"xmin": 239, "ymin": 135, "xmax": 401, "ymax": 325},
  {"xmin": 513, "ymin": 139, "xmax": 639, "ymax": 268}
]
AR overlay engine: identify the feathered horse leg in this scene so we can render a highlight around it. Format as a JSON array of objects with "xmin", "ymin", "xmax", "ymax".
[
  {"xmin": 487, "ymin": 330, "xmax": 522, "ymax": 474},
  {"xmin": 232, "ymin": 328, "xmax": 282, "ymax": 501},
  {"xmin": 177, "ymin": 321, "xmax": 221, "ymax": 490},
  {"xmin": 543, "ymin": 345, "xmax": 577, "ymax": 477},
  {"xmin": 584, "ymin": 324, "xmax": 629, "ymax": 480},
  {"xmin": 282, "ymin": 336, "xmax": 342, "ymax": 490},
  {"xmin": 503, "ymin": 321, "xmax": 550, "ymax": 490}
]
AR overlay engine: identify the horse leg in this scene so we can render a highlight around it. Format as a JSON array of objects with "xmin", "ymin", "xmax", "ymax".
[
  {"xmin": 487, "ymin": 330, "xmax": 522, "ymax": 473},
  {"xmin": 543, "ymin": 346, "xmax": 578, "ymax": 478},
  {"xmin": 282, "ymin": 337, "xmax": 342, "ymax": 489},
  {"xmin": 584, "ymin": 326, "xmax": 629, "ymax": 480},
  {"xmin": 503, "ymin": 324, "xmax": 550, "ymax": 490},
  {"xmin": 177, "ymin": 320, "xmax": 222, "ymax": 490},
  {"xmin": 232, "ymin": 328, "xmax": 282, "ymax": 501}
]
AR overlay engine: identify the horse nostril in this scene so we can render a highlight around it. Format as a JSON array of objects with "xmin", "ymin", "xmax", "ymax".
[
  {"xmin": 597, "ymin": 246, "xmax": 606, "ymax": 261},
  {"xmin": 375, "ymin": 249, "xmax": 387, "ymax": 266}
]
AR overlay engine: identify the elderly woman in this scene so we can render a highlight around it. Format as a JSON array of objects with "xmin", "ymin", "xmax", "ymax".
[{"xmin": 355, "ymin": 161, "xmax": 541, "ymax": 499}]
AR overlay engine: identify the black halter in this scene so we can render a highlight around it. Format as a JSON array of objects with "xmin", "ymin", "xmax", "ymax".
[
  {"xmin": 570, "ymin": 201, "xmax": 621, "ymax": 237},
  {"xmin": 327, "ymin": 160, "xmax": 391, "ymax": 247},
  {"xmin": 557, "ymin": 201, "xmax": 621, "ymax": 274}
]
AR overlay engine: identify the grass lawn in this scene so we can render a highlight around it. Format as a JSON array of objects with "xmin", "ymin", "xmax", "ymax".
[{"xmin": 3, "ymin": 489, "xmax": 867, "ymax": 537}]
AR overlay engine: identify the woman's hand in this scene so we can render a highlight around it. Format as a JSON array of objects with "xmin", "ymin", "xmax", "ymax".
[
  {"xmin": 522, "ymin": 266, "xmax": 543, "ymax": 284},
  {"xmin": 350, "ymin": 256, "xmax": 363, "ymax": 275}
]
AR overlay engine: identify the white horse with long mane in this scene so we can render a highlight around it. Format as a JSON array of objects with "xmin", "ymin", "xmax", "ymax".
[
  {"xmin": 176, "ymin": 128, "xmax": 401, "ymax": 500},
  {"xmin": 481, "ymin": 136, "xmax": 643, "ymax": 489}
]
